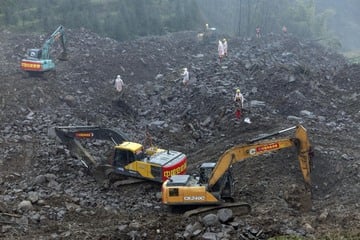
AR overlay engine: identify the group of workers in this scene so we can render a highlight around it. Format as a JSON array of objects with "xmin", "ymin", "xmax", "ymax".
[
  {"xmin": 183, "ymin": 24, "xmax": 247, "ymax": 120},
  {"xmin": 112, "ymin": 22, "xmax": 256, "ymax": 121}
]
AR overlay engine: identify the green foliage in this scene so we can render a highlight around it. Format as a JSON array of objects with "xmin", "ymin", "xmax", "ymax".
[
  {"xmin": 0, "ymin": 0, "xmax": 202, "ymax": 40},
  {"xmin": 196, "ymin": 0, "xmax": 335, "ymax": 41},
  {"xmin": 343, "ymin": 51, "xmax": 360, "ymax": 64},
  {"xmin": 322, "ymin": 37, "xmax": 342, "ymax": 51},
  {"xmin": 0, "ymin": 0, "xmax": 335, "ymax": 43}
]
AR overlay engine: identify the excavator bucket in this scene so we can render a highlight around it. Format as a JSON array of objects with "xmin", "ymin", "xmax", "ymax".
[
  {"xmin": 294, "ymin": 125, "xmax": 312, "ymax": 188},
  {"xmin": 57, "ymin": 51, "xmax": 68, "ymax": 61},
  {"xmin": 294, "ymin": 125, "xmax": 313, "ymax": 211},
  {"xmin": 92, "ymin": 164, "xmax": 113, "ymax": 187}
]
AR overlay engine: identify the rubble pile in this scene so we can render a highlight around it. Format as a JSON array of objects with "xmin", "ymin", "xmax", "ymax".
[{"xmin": 0, "ymin": 28, "xmax": 359, "ymax": 239}]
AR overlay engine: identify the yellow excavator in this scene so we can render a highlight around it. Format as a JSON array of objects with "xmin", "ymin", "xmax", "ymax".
[
  {"xmin": 49, "ymin": 126, "xmax": 187, "ymax": 186},
  {"xmin": 162, "ymin": 125, "xmax": 312, "ymax": 216}
]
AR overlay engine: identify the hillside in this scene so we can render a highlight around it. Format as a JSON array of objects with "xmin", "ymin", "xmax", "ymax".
[{"xmin": 0, "ymin": 28, "xmax": 359, "ymax": 239}]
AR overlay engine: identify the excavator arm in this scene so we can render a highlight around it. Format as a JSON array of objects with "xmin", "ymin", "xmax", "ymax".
[
  {"xmin": 41, "ymin": 25, "xmax": 67, "ymax": 60},
  {"xmin": 162, "ymin": 125, "xmax": 312, "ymax": 215},
  {"xmin": 52, "ymin": 125, "xmax": 128, "ymax": 144},
  {"xmin": 208, "ymin": 125, "xmax": 312, "ymax": 190},
  {"xmin": 49, "ymin": 126, "xmax": 128, "ymax": 167}
]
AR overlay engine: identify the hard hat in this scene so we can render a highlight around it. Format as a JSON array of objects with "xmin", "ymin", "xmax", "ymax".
[
  {"xmin": 236, "ymin": 89, "xmax": 240, "ymax": 93},
  {"xmin": 184, "ymin": 68, "xmax": 187, "ymax": 71},
  {"xmin": 117, "ymin": 75, "xmax": 120, "ymax": 78},
  {"xmin": 223, "ymin": 38, "xmax": 226, "ymax": 42}
]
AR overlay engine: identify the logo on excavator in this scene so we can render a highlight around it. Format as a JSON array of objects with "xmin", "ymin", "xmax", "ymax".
[
  {"xmin": 163, "ymin": 162, "xmax": 187, "ymax": 178},
  {"xmin": 184, "ymin": 196, "xmax": 205, "ymax": 201},
  {"xmin": 75, "ymin": 132, "xmax": 94, "ymax": 138},
  {"xmin": 21, "ymin": 62, "xmax": 41, "ymax": 70},
  {"xmin": 256, "ymin": 143, "xmax": 279, "ymax": 152},
  {"xmin": 249, "ymin": 149, "xmax": 256, "ymax": 155}
]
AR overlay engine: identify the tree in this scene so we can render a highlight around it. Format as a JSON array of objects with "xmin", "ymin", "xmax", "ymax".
[{"xmin": 0, "ymin": 0, "xmax": 339, "ymax": 45}]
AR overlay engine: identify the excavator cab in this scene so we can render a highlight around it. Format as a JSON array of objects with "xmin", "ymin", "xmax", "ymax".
[
  {"xmin": 199, "ymin": 163, "xmax": 216, "ymax": 184},
  {"xmin": 113, "ymin": 148, "xmax": 135, "ymax": 166},
  {"xmin": 26, "ymin": 49, "xmax": 42, "ymax": 60},
  {"xmin": 113, "ymin": 142, "xmax": 145, "ymax": 167},
  {"xmin": 199, "ymin": 162, "xmax": 234, "ymax": 200}
]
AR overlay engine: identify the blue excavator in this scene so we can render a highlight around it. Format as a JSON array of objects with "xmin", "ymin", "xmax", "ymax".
[{"xmin": 20, "ymin": 25, "xmax": 67, "ymax": 77}]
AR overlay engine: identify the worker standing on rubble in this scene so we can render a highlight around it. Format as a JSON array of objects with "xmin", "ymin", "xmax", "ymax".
[
  {"xmin": 114, "ymin": 75, "xmax": 124, "ymax": 96},
  {"xmin": 218, "ymin": 40, "xmax": 224, "ymax": 63},
  {"xmin": 234, "ymin": 88, "xmax": 244, "ymax": 119},
  {"xmin": 282, "ymin": 25, "xmax": 288, "ymax": 34},
  {"xmin": 182, "ymin": 68, "xmax": 189, "ymax": 86},
  {"xmin": 223, "ymin": 38, "xmax": 228, "ymax": 57},
  {"xmin": 256, "ymin": 26, "xmax": 261, "ymax": 38}
]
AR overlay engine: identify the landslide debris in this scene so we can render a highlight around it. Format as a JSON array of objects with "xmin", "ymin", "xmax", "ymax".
[{"xmin": 0, "ymin": 28, "xmax": 359, "ymax": 239}]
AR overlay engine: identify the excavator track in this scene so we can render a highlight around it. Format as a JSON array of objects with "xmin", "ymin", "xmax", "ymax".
[
  {"xmin": 112, "ymin": 178, "xmax": 146, "ymax": 187},
  {"xmin": 183, "ymin": 202, "xmax": 251, "ymax": 218},
  {"xmin": 93, "ymin": 164, "xmax": 146, "ymax": 188}
]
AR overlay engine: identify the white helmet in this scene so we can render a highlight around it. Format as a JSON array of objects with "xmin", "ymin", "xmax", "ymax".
[
  {"xmin": 184, "ymin": 68, "xmax": 187, "ymax": 71},
  {"xmin": 117, "ymin": 75, "xmax": 120, "ymax": 78}
]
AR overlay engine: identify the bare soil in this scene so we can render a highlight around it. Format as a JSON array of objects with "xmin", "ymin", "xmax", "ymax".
[{"xmin": 0, "ymin": 28, "xmax": 359, "ymax": 239}]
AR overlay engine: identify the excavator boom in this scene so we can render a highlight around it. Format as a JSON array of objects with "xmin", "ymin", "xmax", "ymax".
[
  {"xmin": 208, "ymin": 125, "xmax": 311, "ymax": 189},
  {"xmin": 49, "ymin": 126, "xmax": 128, "ymax": 167},
  {"xmin": 41, "ymin": 25, "xmax": 67, "ymax": 60}
]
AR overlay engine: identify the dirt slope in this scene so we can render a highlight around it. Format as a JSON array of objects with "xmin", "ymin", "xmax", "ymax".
[{"xmin": 0, "ymin": 28, "xmax": 359, "ymax": 239}]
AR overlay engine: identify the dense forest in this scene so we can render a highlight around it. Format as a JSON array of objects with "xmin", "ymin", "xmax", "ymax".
[
  {"xmin": 315, "ymin": 0, "xmax": 360, "ymax": 51},
  {"xmin": 0, "ymin": 0, "xmax": 359, "ymax": 51}
]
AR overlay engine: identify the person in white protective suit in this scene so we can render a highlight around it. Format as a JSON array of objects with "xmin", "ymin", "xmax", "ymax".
[
  {"xmin": 115, "ymin": 75, "xmax": 124, "ymax": 93},
  {"xmin": 234, "ymin": 88, "xmax": 244, "ymax": 108},
  {"xmin": 218, "ymin": 40, "xmax": 224, "ymax": 63},
  {"xmin": 111, "ymin": 75, "xmax": 125, "ymax": 103},
  {"xmin": 182, "ymin": 68, "xmax": 189, "ymax": 86},
  {"xmin": 222, "ymin": 38, "xmax": 228, "ymax": 57}
]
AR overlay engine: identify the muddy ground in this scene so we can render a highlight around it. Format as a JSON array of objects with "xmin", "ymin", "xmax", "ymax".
[{"xmin": 0, "ymin": 28, "xmax": 359, "ymax": 239}]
